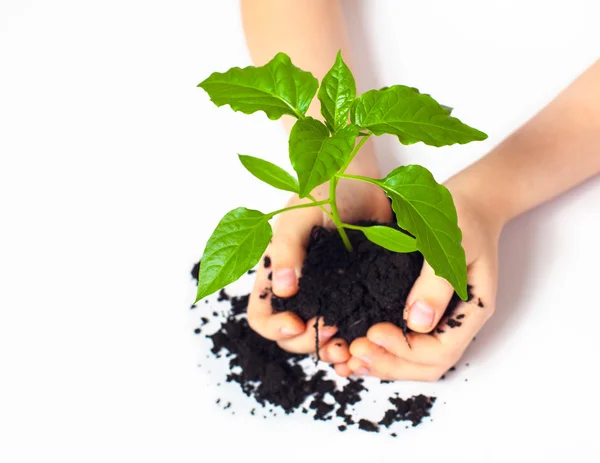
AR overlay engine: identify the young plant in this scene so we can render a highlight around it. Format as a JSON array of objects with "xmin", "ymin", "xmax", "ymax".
[{"xmin": 195, "ymin": 52, "xmax": 487, "ymax": 303}]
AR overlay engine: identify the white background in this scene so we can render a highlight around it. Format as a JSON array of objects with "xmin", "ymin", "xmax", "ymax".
[{"xmin": 1, "ymin": 1, "xmax": 599, "ymax": 462}]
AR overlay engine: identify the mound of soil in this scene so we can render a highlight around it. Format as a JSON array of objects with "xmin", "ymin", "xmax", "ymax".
[{"xmin": 272, "ymin": 226, "xmax": 469, "ymax": 343}]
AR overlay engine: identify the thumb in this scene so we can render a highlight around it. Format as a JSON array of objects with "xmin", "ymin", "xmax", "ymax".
[
  {"xmin": 405, "ymin": 261, "xmax": 455, "ymax": 333},
  {"xmin": 268, "ymin": 234, "xmax": 304, "ymax": 298},
  {"xmin": 269, "ymin": 204, "xmax": 322, "ymax": 298}
]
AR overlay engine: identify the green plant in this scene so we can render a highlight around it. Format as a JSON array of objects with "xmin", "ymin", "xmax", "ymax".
[{"xmin": 195, "ymin": 52, "xmax": 487, "ymax": 303}]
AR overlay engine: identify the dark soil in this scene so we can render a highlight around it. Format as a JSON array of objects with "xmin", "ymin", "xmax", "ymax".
[
  {"xmin": 379, "ymin": 395, "xmax": 436, "ymax": 427},
  {"xmin": 193, "ymin": 269, "xmax": 437, "ymax": 434},
  {"xmin": 358, "ymin": 419, "xmax": 379, "ymax": 432},
  {"xmin": 272, "ymin": 226, "xmax": 470, "ymax": 343}
]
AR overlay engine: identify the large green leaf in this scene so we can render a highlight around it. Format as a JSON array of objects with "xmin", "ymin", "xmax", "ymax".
[
  {"xmin": 289, "ymin": 118, "xmax": 358, "ymax": 197},
  {"xmin": 350, "ymin": 224, "xmax": 418, "ymax": 253},
  {"xmin": 198, "ymin": 52, "xmax": 318, "ymax": 120},
  {"xmin": 196, "ymin": 208, "xmax": 272, "ymax": 301},
  {"xmin": 318, "ymin": 51, "xmax": 356, "ymax": 132},
  {"xmin": 238, "ymin": 154, "xmax": 299, "ymax": 193},
  {"xmin": 351, "ymin": 85, "xmax": 487, "ymax": 147},
  {"xmin": 379, "ymin": 165, "xmax": 467, "ymax": 299}
]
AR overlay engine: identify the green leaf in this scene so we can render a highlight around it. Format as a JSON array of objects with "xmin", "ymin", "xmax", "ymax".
[
  {"xmin": 379, "ymin": 165, "xmax": 468, "ymax": 299},
  {"xmin": 351, "ymin": 85, "xmax": 487, "ymax": 147},
  {"xmin": 318, "ymin": 51, "xmax": 356, "ymax": 132},
  {"xmin": 352, "ymin": 225, "xmax": 418, "ymax": 253},
  {"xmin": 198, "ymin": 52, "xmax": 318, "ymax": 120},
  {"xmin": 196, "ymin": 208, "xmax": 272, "ymax": 301},
  {"xmin": 289, "ymin": 118, "xmax": 358, "ymax": 197},
  {"xmin": 238, "ymin": 154, "xmax": 299, "ymax": 193},
  {"xmin": 440, "ymin": 104, "xmax": 453, "ymax": 115}
]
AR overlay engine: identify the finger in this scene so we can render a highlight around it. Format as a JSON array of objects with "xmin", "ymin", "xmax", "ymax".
[
  {"xmin": 277, "ymin": 316, "xmax": 338, "ymax": 354},
  {"xmin": 318, "ymin": 338, "xmax": 351, "ymax": 364},
  {"xmin": 368, "ymin": 256, "xmax": 498, "ymax": 366},
  {"xmin": 349, "ymin": 337, "xmax": 442, "ymax": 381},
  {"xmin": 367, "ymin": 301, "xmax": 487, "ymax": 367},
  {"xmin": 405, "ymin": 261, "xmax": 455, "ymax": 333},
  {"xmin": 270, "ymin": 203, "xmax": 323, "ymax": 297},
  {"xmin": 247, "ymin": 202, "xmax": 322, "ymax": 341},
  {"xmin": 366, "ymin": 322, "xmax": 451, "ymax": 367},
  {"xmin": 247, "ymin": 256, "xmax": 304, "ymax": 341},
  {"xmin": 334, "ymin": 363, "xmax": 352, "ymax": 378},
  {"xmin": 347, "ymin": 356, "xmax": 371, "ymax": 377}
]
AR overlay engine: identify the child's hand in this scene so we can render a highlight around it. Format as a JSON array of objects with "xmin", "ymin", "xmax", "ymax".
[
  {"xmin": 339, "ymin": 183, "xmax": 503, "ymax": 380},
  {"xmin": 246, "ymin": 162, "xmax": 391, "ymax": 365}
]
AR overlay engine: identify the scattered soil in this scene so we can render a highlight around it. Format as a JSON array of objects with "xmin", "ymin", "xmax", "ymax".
[
  {"xmin": 272, "ymin": 226, "xmax": 471, "ymax": 343},
  {"xmin": 263, "ymin": 256, "xmax": 271, "ymax": 268},
  {"xmin": 191, "ymin": 261, "xmax": 200, "ymax": 282},
  {"xmin": 447, "ymin": 319, "xmax": 462, "ymax": 328},
  {"xmin": 192, "ymin": 267, "xmax": 437, "ymax": 434},
  {"xmin": 379, "ymin": 395, "xmax": 436, "ymax": 427},
  {"xmin": 358, "ymin": 419, "xmax": 379, "ymax": 432}
]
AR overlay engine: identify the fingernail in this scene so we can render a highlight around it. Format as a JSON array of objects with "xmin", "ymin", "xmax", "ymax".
[
  {"xmin": 355, "ymin": 367, "xmax": 370, "ymax": 376},
  {"xmin": 272, "ymin": 268, "xmax": 296, "ymax": 293},
  {"xmin": 280, "ymin": 326, "xmax": 301, "ymax": 337},
  {"xmin": 409, "ymin": 301, "xmax": 435, "ymax": 328},
  {"xmin": 357, "ymin": 356, "xmax": 372, "ymax": 365}
]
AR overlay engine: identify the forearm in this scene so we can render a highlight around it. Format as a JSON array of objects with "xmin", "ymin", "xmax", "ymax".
[
  {"xmin": 241, "ymin": 0, "xmax": 350, "ymax": 124},
  {"xmin": 447, "ymin": 60, "xmax": 600, "ymax": 228}
]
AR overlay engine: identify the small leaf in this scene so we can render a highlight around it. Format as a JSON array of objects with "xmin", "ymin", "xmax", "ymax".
[
  {"xmin": 198, "ymin": 52, "xmax": 318, "ymax": 120},
  {"xmin": 318, "ymin": 51, "xmax": 356, "ymax": 132},
  {"xmin": 289, "ymin": 118, "xmax": 358, "ymax": 197},
  {"xmin": 351, "ymin": 85, "xmax": 487, "ymax": 147},
  {"xmin": 238, "ymin": 154, "xmax": 299, "ymax": 193},
  {"xmin": 379, "ymin": 165, "xmax": 468, "ymax": 299},
  {"xmin": 196, "ymin": 208, "xmax": 272, "ymax": 301},
  {"xmin": 353, "ymin": 225, "xmax": 417, "ymax": 253}
]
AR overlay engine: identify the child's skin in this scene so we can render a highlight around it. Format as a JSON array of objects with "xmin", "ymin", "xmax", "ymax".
[{"xmin": 241, "ymin": 0, "xmax": 600, "ymax": 380}]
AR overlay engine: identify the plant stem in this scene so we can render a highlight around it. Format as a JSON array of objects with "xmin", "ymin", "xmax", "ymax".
[
  {"xmin": 337, "ymin": 172, "xmax": 381, "ymax": 187},
  {"xmin": 267, "ymin": 199, "xmax": 330, "ymax": 218},
  {"xmin": 328, "ymin": 176, "xmax": 353, "ymax": 251},
  {"xmin": 307, "ymin": 194, "xmax": 335, "ymax": 222},
  {"xmin": 340, "ymin": 223, "xmax": 363, "ymax": 231},
  {"xmin": 325, "ymin": 134, "xmax": 372, "ymax": 252},
  {"xmin": 338, "ymin": 134, "xmax": 371, "ymax": 174}
]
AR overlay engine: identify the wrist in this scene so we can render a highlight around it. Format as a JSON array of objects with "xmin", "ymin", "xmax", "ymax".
[{"xmin": 444, "ymin": 168, "xmax": 510, "ymax": 236}]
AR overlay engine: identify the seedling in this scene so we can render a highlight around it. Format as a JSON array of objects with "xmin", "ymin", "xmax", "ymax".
[{"xmin": 195, "ymin": 52, "xmax": 487, "ymax": 302}]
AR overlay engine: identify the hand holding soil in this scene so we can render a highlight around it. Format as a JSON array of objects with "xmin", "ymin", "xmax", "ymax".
[
  {"xmin": 247, "ymin": 159, "xmax": 392, "ymax": 368},
  {"xmin": 196, "ymin": 3, "xmax": 600, "ymax": 388},
  {"xmin": 343, "ymin": 184, "xmax": 501, "ymax": 380}
]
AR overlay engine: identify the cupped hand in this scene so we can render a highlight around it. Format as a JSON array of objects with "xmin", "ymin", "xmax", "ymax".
[
  {"xmin": 247, "ymin": 156, "xmax": 391, "ymax": 369},
  {"xmin": 341, "ymin": 182, "xmax": 504, "ymax": 381}
]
